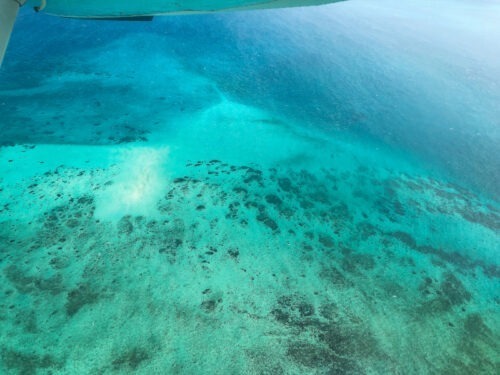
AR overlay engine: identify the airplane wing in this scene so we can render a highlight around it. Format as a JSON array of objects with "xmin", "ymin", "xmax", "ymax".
[{"xmin": 0, "ymin": 0, "xmax": 344, "ymax": 65}]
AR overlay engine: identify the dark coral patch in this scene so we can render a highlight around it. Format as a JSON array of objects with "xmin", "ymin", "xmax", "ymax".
[
  {"xmin": 1, "ymin": 348, "xmax": 61, "ymax": 375},
  {"xmin": 265, "ymin": 194, "xmax": 283, "ymax": 206},
  {"xmin": 65, "ymin": 283, "xmax": 100, "ymax": 317},
  {"xmin": 256, "ymin": 213, "xmax": 279, "ymax": 232},
  {"xmin": 201, "ymin": 298, "xmax": 222, "ymax": 313},
  {"xmin": 112, "ymin": 347, "xmax": 150, "ymax": 370},
  {"xmin": 318, "ymin": 234, "xmax": 335, "ymax": 248},
  {"xmin": 4, "ymin": 265, "xmax": 64, "ymax": 295}
]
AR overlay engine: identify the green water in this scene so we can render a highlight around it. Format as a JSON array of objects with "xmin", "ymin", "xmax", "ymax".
[
  {"xmin": 1, "ymin": 109, "xmax": 498, "ymax": 373},
  {"xmin": 0, "ymin": 0, "xmax": 499, "ymax": 374}
]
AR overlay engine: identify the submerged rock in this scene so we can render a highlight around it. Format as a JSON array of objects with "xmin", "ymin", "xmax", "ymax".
[
  {"xmin": 112, "ymin": 347, "xmax": 150, "ymax": 370},
  {"xmin": 65, "ymin": 283, "xmax": 100, "ymax": 317}
]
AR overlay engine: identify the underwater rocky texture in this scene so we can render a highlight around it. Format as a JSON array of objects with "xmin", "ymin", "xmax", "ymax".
[
  {"xmin": 1, "ymin": 0, "xmax": 499, "ymax": 374},
  {"xmin": 0, "ymin": 139, "xmax": 498, "ymax": 374}
]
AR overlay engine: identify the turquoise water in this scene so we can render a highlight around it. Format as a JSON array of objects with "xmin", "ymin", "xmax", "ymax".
[{"xmin": 0, "ymin": 0, "xmax": 499, "ymax": 373}]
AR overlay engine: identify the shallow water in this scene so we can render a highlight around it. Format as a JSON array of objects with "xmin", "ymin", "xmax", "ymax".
[{"xmin": 0, "ymin": 0, "xmax": 499, "ymax": 374}]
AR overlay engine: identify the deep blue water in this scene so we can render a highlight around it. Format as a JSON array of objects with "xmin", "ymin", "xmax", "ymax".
[
  {"xmin": 3, "ymin": 0, "xmax": 500, "ymax": 198},
  {"xmin": 0, "ymin": 0, "xmax": 499, "ymax": 373}
]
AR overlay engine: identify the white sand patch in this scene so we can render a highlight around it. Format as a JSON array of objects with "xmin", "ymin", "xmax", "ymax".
[{"xmin": 94, "ymin": 146, "xmax": 169, "ymax": 220}]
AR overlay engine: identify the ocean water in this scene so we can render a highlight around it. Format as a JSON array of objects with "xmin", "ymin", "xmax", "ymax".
[{"xmin": 0, "ymin": 0, "xmax": 499, "ymax": 374}]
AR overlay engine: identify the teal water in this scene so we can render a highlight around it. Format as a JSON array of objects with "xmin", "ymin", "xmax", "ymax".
[{"xmin": 0, "ymin": 0, "xmax": 499, "ymax": 374}]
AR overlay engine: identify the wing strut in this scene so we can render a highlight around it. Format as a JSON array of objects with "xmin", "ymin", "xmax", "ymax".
[{"xmin": 0, "ymin": 0, "xmax": 21, "ymax": 66}]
